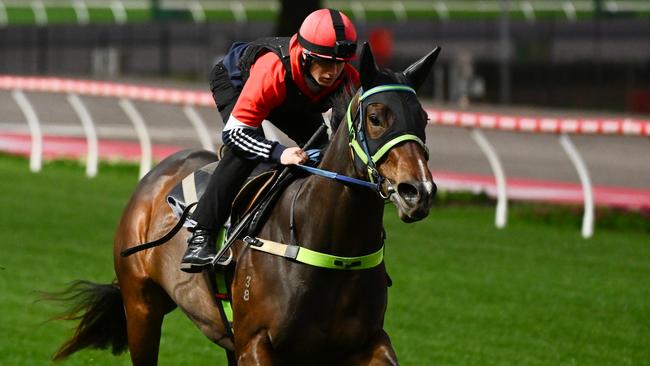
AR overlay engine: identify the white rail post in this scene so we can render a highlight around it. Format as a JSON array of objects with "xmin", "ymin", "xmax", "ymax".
[
  {"xmin": 31, "ymin": 0, "xmax": 48, "ymax": 26},
  {"xmin": 391, "ymin": 1, "xmax": 407, "ymax": 21},
  {"xmin": 559, "ymin": 134, "xmax": 594, "ymax": 238},
  {"xmin": 230, "ymin": 1, "xmax": 246, "ymax": 23},
  {"xmin": 605, "ymin": 1, "xmax": 619, "ymax": 13},
  {"xmin": 119, "ymin": 99, "xmax": 152, "ymax": 179},
  {"xmin": 111, "ymin": 0, "xmax": 127, "ymax": 24},
  {"xmin": 470, "ymin": 128, "xmax": 508, "ymax": 228},
  {"xmin": 520, "ymin": 0, "xmax": 535, "ymax": 22},
  {"xmin": 0, "ymin": 0, "xmax": 8, "ymax": 27},
  {"xmin": 350, "ymin": 1, "xmax": 366, "ymax": 22},
  {"xmin": 434, "ymin": 1, "xmax": 449, "ymax": 21},
  {"xmin": 67, "ymin": 94, "xmax": 99, "ymax": 178},
  {"xmin": 188, "ymin": 0, "xmax": 206, "ymax": 23},
  {"xmin": 72, "ymin": 0, "xmax": 90, "ymax": 25},
  {"xmin": 12, "ymin": 90, "xmax": 43, "ymax": 173},
  {"xmin": 562, "ymin": 1, "xmax": 577, "ymax": 21},
  {"xmin": 183, "ymin": 105, "xmax": 214, "ymax": 152}
]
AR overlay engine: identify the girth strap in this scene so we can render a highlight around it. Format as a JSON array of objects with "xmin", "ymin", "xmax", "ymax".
[{"xmin": 244, "ymin": 236, "xmax": 384, "ymax": 270}]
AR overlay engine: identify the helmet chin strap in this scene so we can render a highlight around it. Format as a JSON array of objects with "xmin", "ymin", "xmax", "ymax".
[{"xmin": 303, "ymin": 67, "xmax": 323, "ymax": 94}]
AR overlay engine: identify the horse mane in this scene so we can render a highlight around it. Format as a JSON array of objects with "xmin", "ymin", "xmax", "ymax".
[{"xmin": 329, "ymin": 79, "xmax": 358, "ymax": 134}]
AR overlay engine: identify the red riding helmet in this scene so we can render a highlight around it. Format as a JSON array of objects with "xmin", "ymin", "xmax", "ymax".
[{"xmin": 298, "ymin": 9, "xmax": 357, "ymax": 61}]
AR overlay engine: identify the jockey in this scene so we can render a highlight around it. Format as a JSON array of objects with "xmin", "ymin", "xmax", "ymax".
[{"xmin": 181, "ymin": 8, "xmax": 360, "ymax": 273}]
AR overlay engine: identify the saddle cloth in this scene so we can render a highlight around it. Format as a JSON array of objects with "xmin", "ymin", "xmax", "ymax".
[{"xmin": 166, "ymin": 161, "xmax": 277, "ymax": 228}]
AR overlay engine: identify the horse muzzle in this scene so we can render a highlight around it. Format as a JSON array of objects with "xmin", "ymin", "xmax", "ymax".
[{"xmin": 389, "ymin": 179, "xmax": 436, "ymax": 222}]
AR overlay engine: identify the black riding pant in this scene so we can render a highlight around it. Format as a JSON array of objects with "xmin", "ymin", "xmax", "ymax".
[
  {"xmin": 190, "ymin": 149, "xmax": 256, "ymax": 231},
  {"xmin": 190, "ymin": 62, "xmax": 256, "ymax": 231},
  {"xmin": 190, "ymin": 61, "xmax": 327, "ymax": 231}
]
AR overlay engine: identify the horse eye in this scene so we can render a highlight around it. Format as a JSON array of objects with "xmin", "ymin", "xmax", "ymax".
[{"xmin": 369, "ymin": 115, "xmax": 381, "ymax": 126}]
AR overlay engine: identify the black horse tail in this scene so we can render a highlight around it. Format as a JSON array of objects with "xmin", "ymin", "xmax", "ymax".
[{"xmin": 47, "ymin": 280, "xmax": 127, "ymax": 361}]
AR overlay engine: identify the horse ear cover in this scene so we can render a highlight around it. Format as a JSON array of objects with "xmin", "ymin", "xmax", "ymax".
[
  {"xmin": 359, "ymin": 42, "xmax": 379, "ymax": 90},
  {"xmin": 402, "ymin": 47, "xmax": 441, "ymax": 91}
]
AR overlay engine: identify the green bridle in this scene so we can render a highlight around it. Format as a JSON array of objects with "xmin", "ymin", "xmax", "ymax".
[
  {"xmin": 346, "ymin": 84, "xmax": 428, "ymax": 197},
  {"xmin": 236, "ymin": 86, "xmax": 431, "ymax": 274}
]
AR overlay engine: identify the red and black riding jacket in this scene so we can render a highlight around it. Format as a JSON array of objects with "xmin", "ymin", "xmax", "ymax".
[{"xmin": 220, "ymin": 35, "xmax": 359, "ymax": 162}]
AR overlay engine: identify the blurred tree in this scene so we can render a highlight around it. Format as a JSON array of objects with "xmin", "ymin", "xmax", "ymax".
[{"xmin": 274, "ymin": 0, "xmax": 321, "ymax": 36}]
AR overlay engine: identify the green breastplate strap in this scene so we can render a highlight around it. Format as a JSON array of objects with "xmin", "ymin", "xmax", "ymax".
[{"xmin": 244, "ymin": 236, "xmax": 384, "ymax": 270}]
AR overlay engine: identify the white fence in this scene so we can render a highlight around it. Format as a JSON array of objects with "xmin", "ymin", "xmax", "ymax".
[
  {"xmin": 427, "ymin": 108, "xmax": 649, "ymax": 238},
  {"xmin": 0, "ymin": 76, "xmax": 214, "ymax": 178},
  {"xmin": 1, "ymin": 75, "xmax": 649, "ymax": 238},
  {"xmin": 1, "ymin": 0, "xmax": 649, "ymax": 27}
]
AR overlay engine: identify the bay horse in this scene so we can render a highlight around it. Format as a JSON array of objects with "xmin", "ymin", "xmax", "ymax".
[{"xmin": 51, "ymin": 43, "xmax": 439, "ymax": 365}]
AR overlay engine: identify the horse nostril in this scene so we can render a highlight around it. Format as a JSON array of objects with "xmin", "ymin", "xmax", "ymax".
[{"xmin": 397, "ymin": 183, "xmax": 420, "ymax": 204}]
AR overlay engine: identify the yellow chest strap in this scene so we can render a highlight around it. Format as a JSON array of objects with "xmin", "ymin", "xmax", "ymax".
[{"xmin": 243, "ymin": 236, "xmax": 384, "ymax": 270}]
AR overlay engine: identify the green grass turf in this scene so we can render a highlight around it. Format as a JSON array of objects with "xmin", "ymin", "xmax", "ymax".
[{"xmin": 0, "ymin": 154, "xmax": 648, "ymax": 365}]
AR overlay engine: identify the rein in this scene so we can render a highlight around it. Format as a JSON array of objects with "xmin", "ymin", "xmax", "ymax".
[
  {"xmin": 121, "ymin": 86, "xmax": 426, "ymax": 268},
  {"xmin": 295, "ymin": 163, "xmax": 380, "ymax": 191},
  {"xmin": 247, "ymin": 84, "xmax": 428, "ymax": 271}
]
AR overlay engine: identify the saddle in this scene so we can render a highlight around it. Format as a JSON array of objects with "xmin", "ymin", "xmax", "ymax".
[{"xmin": 166, "ymin": 161, "xmax": 281, "ymax": 231}]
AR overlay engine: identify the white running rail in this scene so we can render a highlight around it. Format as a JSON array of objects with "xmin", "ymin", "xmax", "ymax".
[
  {"xmin": 183, "ymin": 105, "xmax": 214, "ymax": 152},
  {"xmin": 11, "ymin": 90, "xmax": 42, "ymax": 173},
  {"xmin": 559, "ymin": 134, "xmax": 594, "ymax": 238},
  {"xmin": 110, "ymin": 0, "xmax": 127, "ymax": 24},
  {"xmin": 470, "ymin": 128, "xmax": 507, "ymax": 229},
  {"xmin": 0, "ymin": 76, "xmax": 214, "ymax": 179},
  {"xmin": 30, "ymin": 0, "xmax": 47, "ymax": 26},
  {"xmin": 67, "ymin": 93, "xmax": 99, "ymax": 177},
  {"xmin": 0, "ymin": 0, "xmax": 8, "ymax": 27},
  {"xmin": 2, "ymin": 76, "xmax": 649, "ymax": 238},
  {"xmin": 427, "ymin": 110, "xmax": 649, "ymax": 238},
  {"xmin": 2, "ymin": 1, "xmax": 650, "ymax": 27},
  {"xmin": 119, "ymin": 99, "xmax": 152, "ymax": 179},
  {"xmin": 72, "ymin": 0, "xmax": 90, "ymax": 25}
]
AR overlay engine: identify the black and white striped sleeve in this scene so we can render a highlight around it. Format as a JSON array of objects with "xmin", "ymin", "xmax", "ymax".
[{"xmin": 222, "ymin": 116, "xmax": 286, "ymax": 162}]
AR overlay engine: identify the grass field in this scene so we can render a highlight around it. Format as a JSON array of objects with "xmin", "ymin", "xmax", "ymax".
[{"xmin": 0, "ymin": 154, "xmax": 648, "ymax": 365}]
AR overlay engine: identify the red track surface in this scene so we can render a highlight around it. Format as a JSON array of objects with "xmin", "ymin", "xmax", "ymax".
[
  {"xmin": 434, "ymin": 171, "xmax": 650, "ymax": 210},
  {"xmin": 3, "ymin": 132, "xmax": 649, "ymax": 210},
  {"xmin": 0, "ymin": 132, "xmax": 179, "ymax": 161}
]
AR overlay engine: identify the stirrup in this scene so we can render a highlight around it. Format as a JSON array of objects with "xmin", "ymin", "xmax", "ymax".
[{"xmin": 214, "ymin": 248, "xmax": 233, "ymax": 267}]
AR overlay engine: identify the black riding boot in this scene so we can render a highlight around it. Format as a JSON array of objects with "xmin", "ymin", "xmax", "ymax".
[
  {"xmin": 180, "ymin": 226, "xmax": 218, "ymax": 273},
  {"xmin": 180, "ymin": 149, "xmax": 257, "ymax": 273}
]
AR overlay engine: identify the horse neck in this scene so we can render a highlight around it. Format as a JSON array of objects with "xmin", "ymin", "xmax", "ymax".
[{"xmin": 298, "ymin": 119, "xmax": 385, "ymax": 255}]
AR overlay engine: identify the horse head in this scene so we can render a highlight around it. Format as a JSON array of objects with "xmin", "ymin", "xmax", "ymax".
[{"xmin": 347, "ymin": 43, "xmax": 440, "ymax": 222}]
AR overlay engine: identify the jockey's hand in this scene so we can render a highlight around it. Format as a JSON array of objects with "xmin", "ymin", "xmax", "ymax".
[{"xmin": 280, "ymin": 147, "xmax": 309, "ymax": 165}]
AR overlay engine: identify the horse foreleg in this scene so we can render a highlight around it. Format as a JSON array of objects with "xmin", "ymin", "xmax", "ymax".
[
  {"xmin": 347, "ymin": 330, "xmax": 399, "ymax": 366},
  {"xmin": 236, "ymin": 331, "xmax": 275, "ymax": 365}
]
